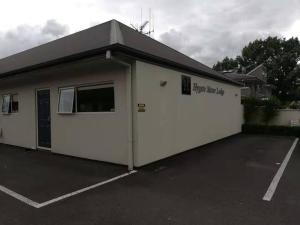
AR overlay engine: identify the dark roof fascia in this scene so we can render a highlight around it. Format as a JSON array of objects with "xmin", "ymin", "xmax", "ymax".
[
  {"xmin": 0, "ymin": 42, "xmax": 242, "ymax": 87},
  {"xmin": 0, "ymin": 44, "xmax": 120, "ymax": 79},
  {"xmin": 113, "ymin": 44, "xmax": 242, "ymax": 87}
]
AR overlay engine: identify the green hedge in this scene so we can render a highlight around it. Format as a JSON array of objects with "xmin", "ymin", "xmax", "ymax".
[
  {"xmin": 242, "ymin": 97, "xmax": 281, "ymax": 125},
  {"xmin": 242, "ymin": 124, "xmax": 300, "ymax": 137}
]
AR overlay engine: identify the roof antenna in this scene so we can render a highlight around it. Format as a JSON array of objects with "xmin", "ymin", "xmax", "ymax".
[{"xmin": 130, "ymin": 8, "xmax": 154, "ymax": 37}]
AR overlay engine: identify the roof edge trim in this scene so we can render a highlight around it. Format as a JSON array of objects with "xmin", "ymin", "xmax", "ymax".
[{"xmin": 110, "ymin": 20, "xmax": 124, "ymax": 45}]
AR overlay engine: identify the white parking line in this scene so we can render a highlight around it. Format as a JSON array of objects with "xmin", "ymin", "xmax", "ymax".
[
  {"xmin": 37, "ymin": 170, "xmax": 137, "ymax": 208},
  {"xmin": 263, "ymin": 138, "xmax": 299, "ymax": 201},
  {"xmin": 0, "ymin": 170, "xmax": 137, "ymax": 208},
  {"xmin": 0, "ymin": 185, "xmax": 40, "ymax": 208}
]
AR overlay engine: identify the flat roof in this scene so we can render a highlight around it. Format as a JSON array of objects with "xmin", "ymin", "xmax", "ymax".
[{"xmin": 0, "ymin": 20, "xmax": 240, "ymax": 86}]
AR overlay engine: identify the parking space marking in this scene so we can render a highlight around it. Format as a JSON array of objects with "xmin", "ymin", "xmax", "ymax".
[
  {"xmin": 0, "ymin": 185, "xmax": 40, "ymax": 208},
  {"xmin": 263, "ymin": 138, "xmax": 299, "ymax": 201},
  {"xmin": 0, "ymin": 170, "xmax": 137, "ymax": 208},
  {"xmin": 36, "ymin": 170, "xmax": 137, "ymax": 208}
]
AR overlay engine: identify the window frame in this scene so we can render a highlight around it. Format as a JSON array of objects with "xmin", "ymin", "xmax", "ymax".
[
  {"xmin": 2, "ymin": 94, "xmax": 11, "ymax": 114},
  {"xmin": 58, "ymin": 87, "xmax": 75, "ymax": 114},
  {"xmin": 57, "ymin": 82, "xmax": 116, "ymax": 114},
  {"xmin": 181, "ymin": 75, "xmax": 191, "ymax": 95},
  {"xmin": 1, "ymin": 94, "xmax": 19, "ymax": 114},
  {"xmin": 76, "ymin": 83, "xmax": 115, "ymax": 113},
  {"xmin": 11, "ymin": 94, "xmax": 19, "ymax": 113}
]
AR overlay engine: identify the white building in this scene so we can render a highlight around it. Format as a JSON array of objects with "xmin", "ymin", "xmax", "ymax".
[{"xmin": 0, "ymin": 20, "xmax": 243, "ymax": 170}]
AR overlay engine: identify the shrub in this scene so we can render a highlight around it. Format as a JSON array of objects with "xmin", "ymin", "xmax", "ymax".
[
  {"xmin": 289, "ymin": 102, "xmax": 300, "ymax": 109},
  {"xmin": 242, "ymin": 124, "xmax": 300, "ymax": 137},
  {"xmin": 242, "ymin": 98, "xmax": 261, "ymax": 123},
  {"xmin": 261, "ymin": 97, "xmax": 281, "ymax": 125},
  {"xmin": 242, "ymin": 97, "xmax": 281, "ymax": 124}
]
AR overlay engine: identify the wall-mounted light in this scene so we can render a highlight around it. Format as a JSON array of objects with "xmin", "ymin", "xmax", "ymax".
[{"xmin": 160, "ymin": 81, "xmax": 167, "ymax": 87}]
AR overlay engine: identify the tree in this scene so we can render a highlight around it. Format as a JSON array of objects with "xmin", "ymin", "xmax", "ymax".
[
  {"xmin": 213, "ymin": 56, "xmax": 238, "ymax": 71},
  {"xmin": 213, "ymin": 36, "xmax": 300, "ymax": 101}
]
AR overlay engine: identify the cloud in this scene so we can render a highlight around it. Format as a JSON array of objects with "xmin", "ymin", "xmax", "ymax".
[
  {"xmin": 0, "ymin": 0, "xmax": 299, "ymax": 67},
  {"xmin": 160, "ymin": 29, "xmax": 189, "ymax": 51},
  {"xmin": 0, "ymin": 20, "xmax": 69, "ymax": 58},
  {"xmin": 42, "ymin": 19, "xmax": 69, "ymax": 36},
  {"xmin": 158, "ymin": 0, "xmax": 300, "ymax": 66}
]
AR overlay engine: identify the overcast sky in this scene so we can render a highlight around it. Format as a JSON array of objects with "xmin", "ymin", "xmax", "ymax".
[{"xmin": 0, "ymin": 0, "xmax": 300, "ymax": 66}]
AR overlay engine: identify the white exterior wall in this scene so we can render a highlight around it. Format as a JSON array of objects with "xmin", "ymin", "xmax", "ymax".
[
  {"xmin": 133, "ymin": 61, "xmax": 243, "ymax": 166},
  {"xmin": 0, "ymin": 86, "xmax": 36, "ymax": 148},
  {"xmin": 0, "ymin": 57, "xmax": 243, "ymax": 167},
  {"xmin": 0, "ymin": 58, "xmax": 129, "ymax": 165}
]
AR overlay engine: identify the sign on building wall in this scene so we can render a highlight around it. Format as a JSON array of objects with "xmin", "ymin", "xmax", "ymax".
[
  {"xmin": 192, "ymin": 83, "xmax": 225, "ymax": 96},
  {"xmin": 138, "ymin": 103, "xmax": 146, "ymax": 112}
]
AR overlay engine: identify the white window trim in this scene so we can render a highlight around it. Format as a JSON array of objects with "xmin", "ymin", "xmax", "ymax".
[
  {"xmin": 57, "ymin": 82, "xmax": 116, "ymax": 114},
  {"xmin": 77, "ymin": 83, "xmax": 114, "ymax": 91},
  {"xmin": 2, "ymin": 94, "xmax": 11, "ymax": 115},
  {"xmin": 57, "ymin": 87, "xmax": 75, "ymax": 114},
  {"xmin": 2, "ymin": 93, "xmax": 19, "ymax": 114}
]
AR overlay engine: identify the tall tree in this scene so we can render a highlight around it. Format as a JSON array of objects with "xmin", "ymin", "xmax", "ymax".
[{"xmin": 213, "ymin": 36, "xmax": 300, "ymax": 101}]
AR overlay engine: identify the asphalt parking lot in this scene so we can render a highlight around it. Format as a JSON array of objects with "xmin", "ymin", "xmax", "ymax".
[{"xmin": 0, "ymin": 134, "xmax": 299, "ymax": 225}]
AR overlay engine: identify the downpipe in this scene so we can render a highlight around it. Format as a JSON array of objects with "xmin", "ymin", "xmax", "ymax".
[{"xmin": 106, "ymin": 50, "xmax": 134, "ymax": 171}]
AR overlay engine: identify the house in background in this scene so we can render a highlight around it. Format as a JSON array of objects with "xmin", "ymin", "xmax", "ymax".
[
  {"xmin": 223, "ymin": 64, "xmax": 273, "ymax": 99},
  {"xmin": 0, "ymin": 20, "xmax": 243, "ymax": 170}
]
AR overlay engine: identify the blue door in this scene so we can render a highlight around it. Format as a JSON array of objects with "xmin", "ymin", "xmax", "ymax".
[{"xmin": 37, "ymin": 89, "xmax": 51, "ymax": 149}]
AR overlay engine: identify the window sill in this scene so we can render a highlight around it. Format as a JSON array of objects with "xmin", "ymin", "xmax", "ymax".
[
  {"xmin": 57, "ymin": 112, "xmax": 75, "ymax": 115},
  {"xmin": 1, "ymin": 113, "xmax": 19, "ymax": 115},
  {"xmin": 57, "ymin": 112, "xmax": 116, "ymax": 115},
  {"xmin": 75, "ymin": 112, "xmax": 116, "ymax": 114}
]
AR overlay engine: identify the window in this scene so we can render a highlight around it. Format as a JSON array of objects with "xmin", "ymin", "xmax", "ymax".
[
  {"xmin": 182, "ymin": 75, "xmax": 191, "ymax": 95},
  {"xmin": 2, "ymin": 95, "xmax": 11, "ymax": 114},
  {"xmin": 11, "ymin": 94, "xmax": 19, "ymax": 113},
  {"xmin": 1, "ymin": 94, "xmax": 18, "ymax": 114},
  {"xmin": 58, "ymin": 88, "xmax": 75, "ymax": 113},
  {"xmin": 77, "ymin": 84, "xmax": 115, "ymax": 112},
  {"xmin": 58, "ymin": 84, "xmax": 115, "ymax": 113}
]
